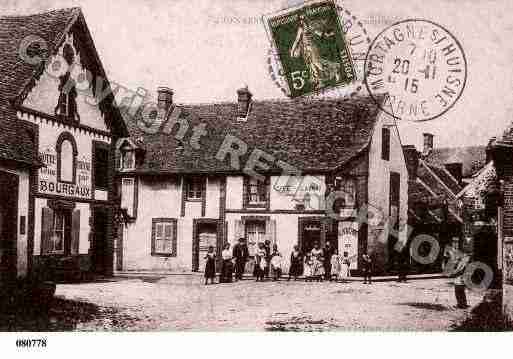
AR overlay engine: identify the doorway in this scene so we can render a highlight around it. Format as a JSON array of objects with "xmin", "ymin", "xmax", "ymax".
[
  {"xmin": 91, "ymin": 206, "xmax": 108, "ymax": 274},
  {"xmin": 299, "ymin": 218, "xmax": 322, "ymax": 254},
  {"xmin": 0, "ymin": 171, "xmax": 19, "ymax": 284},
  {"xmin": 192, "ymin": 219, "xmax": 219, "ymax": 272}
]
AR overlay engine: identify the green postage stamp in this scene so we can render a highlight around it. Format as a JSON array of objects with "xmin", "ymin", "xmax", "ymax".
[{"xmin": 263, "ymin": 0, "xmax": 356, "ymax": 98}]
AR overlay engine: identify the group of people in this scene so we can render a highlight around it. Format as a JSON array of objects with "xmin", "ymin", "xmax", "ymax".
[{"xmin": 204, "ymin": 238, "xmax": 373, "ymax": 285}]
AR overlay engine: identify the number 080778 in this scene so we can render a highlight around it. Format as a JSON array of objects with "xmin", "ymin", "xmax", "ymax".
[{"xmin": 15, "ymin": 338, "xmax": 47, "ymax": 348}]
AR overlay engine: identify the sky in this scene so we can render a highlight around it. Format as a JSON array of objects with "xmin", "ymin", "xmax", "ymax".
[{"xmin": 3, "ymin": 0, "xmax": 513, "ymax": 150}]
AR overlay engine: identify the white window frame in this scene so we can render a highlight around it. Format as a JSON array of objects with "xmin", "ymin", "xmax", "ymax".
[
  {"xmin": 186, "ymin": 177, "xmax": 203, "ymax": 201},
  {"xmin": 152, "ymin": 219, "xmax": 177, "ymax": 256},
  {"xmin": 120, "ymin": 149, "xmax": 135, "ymax": 171},
  {"xmin": 49, "ymin": 211, "xmax": 66, "ymax": 254},
  {"xmin": 121, "ymin": 178, "xmax": 136, "ymax": 217},
  {"xmin": 245, "ymin": 221, "xmax": 266, "ymax": 257}
]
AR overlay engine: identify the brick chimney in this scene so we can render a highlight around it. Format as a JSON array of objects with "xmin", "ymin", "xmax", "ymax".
[
  {"xmin": 423, "ymin": 133, "xmax": 434, "ymax": 155},
  {"xmin": 486, "ymin": 136, "xmax": 496, "ymax": 163},
  {"xmin": 157, "ymin": 86, "xmax": 174, "ymax": 112},
  {"xmin": 403, "ymin": 145, "xmax": 419, "ymax": 180},
  {"xmin": 237, "ymin": 86, "xmax": 252, "ymax": 119},
  {"xmin": 445, "ymin": 163, "xmax": 463, "ymax": 184}
]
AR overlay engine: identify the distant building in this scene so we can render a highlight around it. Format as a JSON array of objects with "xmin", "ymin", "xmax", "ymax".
[
  {"xmin": 0, "ymin": 8, "xmax": 126, "ymax": 286},
  {"xmin": 403, "ymin": 133, "xmax": 489, "ymax": 273},
  {"xmin": 115, "ymin": 89, "xmax": 409, "ymax": 275}
]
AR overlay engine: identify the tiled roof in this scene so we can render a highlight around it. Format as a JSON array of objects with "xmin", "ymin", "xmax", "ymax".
[
  {"xmin": 424, "ymin": 162, "xmax": 461, "ymax": 195},
  {"xmin": 124, "ymin": 95, "xmax": 385, "ymax": 174},
  {"xmin": 425, "ymin": 146, "xmax": 487, "ymax": 178},
  {"xmin": 0, "ymin": 7, "xmax": 127, "ymax": 165},
  {"xmin": 0, "ymin": 8, "xmax": 78, "ymax": 165}
]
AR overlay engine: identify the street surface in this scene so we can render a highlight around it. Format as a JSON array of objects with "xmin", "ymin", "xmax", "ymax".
[{"xmin": 42, "ymin": 276, "xmax": 484, "ymax": 331}]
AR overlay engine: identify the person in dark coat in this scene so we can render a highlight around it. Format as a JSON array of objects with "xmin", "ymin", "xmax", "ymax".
[
  {"xmin": 398, "ymin": 249, "xmax": 410, "ymax": 283},
  {"xmin": 204, "ymin": 245, "xmax": 216, "ymax": 285},
  {"xmin": 264, "ymin": 239, "xmax": 271, "ymax": 279},
  {"xmin": 323, "ymin": 241, "xmax": 335, "ymax": 280},
  {"xmin": 288, "ymin": 245, "xmax": 303, "ymax": 281},
  {"xmin": 232, "ymin": 237, "xmax": 249, "ymax": 281},
  {"xmin": 362, "ymin": 252, "xmax": 372, "ymax": 284}
]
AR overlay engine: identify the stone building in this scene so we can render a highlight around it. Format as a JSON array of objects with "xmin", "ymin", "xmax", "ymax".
[
  {"xmin": 115, "ymin": 88, "xmax": 409, "ymax": 275},
  {"xmin": 0, "ymin": 8, "xmax": 126, "ymax": 285}
]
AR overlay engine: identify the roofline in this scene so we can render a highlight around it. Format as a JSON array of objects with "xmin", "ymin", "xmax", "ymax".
[
  {"xmin": 420, "ymin": 159, "xmax": 458, "ymax": 199},
  {"xmin": 12, "ymin": 7, "xmax": 128, "ymax": 137},
  {"xmin": 455, "ymin": 160, "xmax": 494, "ymax": 199},
  {"xmin": 116, "ymin": 167, "xmax": 337, "ymax": 177}
]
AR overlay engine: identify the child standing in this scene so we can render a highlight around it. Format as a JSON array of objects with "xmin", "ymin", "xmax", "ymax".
[
  {"xmin": 330, "ymin": 249, "xmax": 341, "ymax": 282},
  {"xmin": 304, "ymin": 253, "xmax": 313, "ymax": 282},
  {"xmin": 204, "ymin": 246, "xmax": 216, "ymax": 285}
]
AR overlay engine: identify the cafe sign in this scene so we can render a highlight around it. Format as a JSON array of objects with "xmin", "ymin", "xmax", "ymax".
[
  {"xmin": 39, "ymin": 148, "xmax": 92, "ymax": 199},
  {"xmin": 273, "ymin": 175, "xmax": 325, "ymax": 210},
  {"xmin": 339, "ymin": 221, "xmax": 358, "ymax": 269}
]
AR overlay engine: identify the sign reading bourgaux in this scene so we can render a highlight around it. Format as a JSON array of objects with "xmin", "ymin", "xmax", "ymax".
[
  {"xmin": 339, "ymin": 221, "xmax": 359, "ymax": 269},
  {"xmin": 272, "ymin": 175, "xmax": 326, "ymax": 210},
  {"xmin": 39, "ymin": 147, "xmax": 92, "ymax": 199}
]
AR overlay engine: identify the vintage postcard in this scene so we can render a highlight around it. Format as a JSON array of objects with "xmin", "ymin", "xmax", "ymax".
[
  {"xmin": 263, "ymin": 0, "xmax": 355, "ymax": 97},
  {"xmin": 0, "ymin": 0, "xmax": 512, "ymax": 352}
]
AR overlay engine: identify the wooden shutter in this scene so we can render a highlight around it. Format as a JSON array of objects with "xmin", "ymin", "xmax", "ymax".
[
  {"xmin": 382, "ymin": 128, "xmax": 390, "ymax": 160},
  {"xmin": 71, "ymin": 209, "xmax": 80, "ymax": 255},
  {"xmin": 234, "ymin": 220, "xmax": 244, "ymax": 241},
  {"xmin": 242, "ymin": 176, "xmax": 249, "ymax": 208},
  {"xmin": 201, "ymin": 177, "xmax": 207, "ymax": 217},
  {"xmin": 41, "ymin": 207, "xmax": 54, "ymax": 255}
]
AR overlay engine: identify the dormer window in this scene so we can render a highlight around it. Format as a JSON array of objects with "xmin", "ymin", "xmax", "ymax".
[
  {"xmin": 185, "ymin": 177, "xmax": 204, "ymax": 201},
  {"xmin": 119, "ymin": 143, "xmax": 135, "ymax": 171}
]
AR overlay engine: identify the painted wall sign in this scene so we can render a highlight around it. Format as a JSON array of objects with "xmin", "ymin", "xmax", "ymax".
[
  {"xmin": 273, "ymin": 175, "xmax": 326, "ymax": 210},
  {"xmin": 339, "ymin": 221, "xmax": 358, "ymax": 269},
  {"xmin": 39, "ymin": 147, "xmax": 92, "ymax": 198}
]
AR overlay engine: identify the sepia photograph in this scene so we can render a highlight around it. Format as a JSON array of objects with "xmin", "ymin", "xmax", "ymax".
[{"xmin": 0, "ymin": 0, "xmax": 512, "ymax": 350}]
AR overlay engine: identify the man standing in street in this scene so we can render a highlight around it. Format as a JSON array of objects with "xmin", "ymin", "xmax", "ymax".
[
  {"xmin": 324, "ymin": 241, "xmax": 335, "ymax": 280},
  {"xmin": 233, "ymin": 237, "xmax": 249, "ymax": 281}
]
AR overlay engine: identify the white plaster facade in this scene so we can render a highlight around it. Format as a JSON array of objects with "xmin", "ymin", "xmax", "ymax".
[{"xmin": 118, "ymin": 111, "xmax": 409, "ymax": 275}]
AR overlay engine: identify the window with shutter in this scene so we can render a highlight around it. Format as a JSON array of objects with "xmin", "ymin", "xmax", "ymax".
[
  {"xmin": 94, "ymin": 147, "xmax": 109, "ymax": 189},
  {"xmin": 151, "ymin": 218, "xmax": 177, "ymax": 256},
  {"xmin": 71, "ymin": 209, "xmax": 80, "ymax": 255},
  {"xmin": 121, "ymin": 178, "xmax": 136, "ymax": 217},
  {"xmin": 42, "ymin": 208, "xmax": 72, "ymax": 255},
  {"xmin": 382, "ymin": 127, "xmax": 390, "ymax": 161},
  {"xmin": 244, "ymin": 221, "xmax": 266, "ymax": 257}
]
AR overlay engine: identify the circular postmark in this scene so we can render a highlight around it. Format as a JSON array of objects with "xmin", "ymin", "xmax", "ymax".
[
  {"xmin": 364, "ymin": 19, "xmax": 467, "ymax": 122},
  {"xmin": 267, "ymin": 1, "xmax": 371, "ymax": 98}
]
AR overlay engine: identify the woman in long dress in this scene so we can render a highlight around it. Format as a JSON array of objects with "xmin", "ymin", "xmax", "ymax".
[
  {"xmin": 220, "ymin": 243, "xmax": 233, "ymax": 283},
  {"xmin": 270, "ymin": 244, "xmax": 283, "ymax": 281},
  {"xmin": 340, "ymin": 251, "xmax": 351, "ymax": 282},
  {"xmin": 310, "ymin": 243, "xmax": 324, "ymax": 282},
  {"xmin": 255, "ymin": 243, "xmax": 267, "ymax": 282}
]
